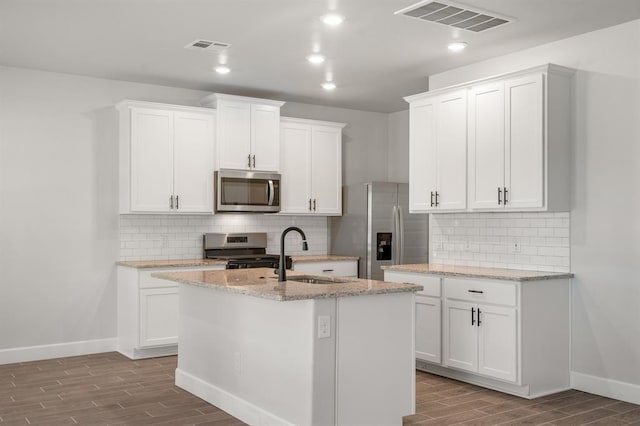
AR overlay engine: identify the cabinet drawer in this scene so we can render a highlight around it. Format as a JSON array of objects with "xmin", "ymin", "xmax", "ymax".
[
  {"xmin": 444, "ymin": 278, "xmax": 517, "ymax": 306},
  {"xmin": 293, "ymin": 260, "xmax": 358, "ymax": 277},
  {"xmin": 384, "ymin": 271, "xmax": 441, "ymax": 297}
]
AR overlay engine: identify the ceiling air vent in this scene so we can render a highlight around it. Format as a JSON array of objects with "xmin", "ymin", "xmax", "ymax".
[
  {"xmin": 395, "ymin": 1, "xmax": 512, "ymax": 32},
  {"xmin": 184, "ymin": 40, "xmax": 231, "ymax": 52}
]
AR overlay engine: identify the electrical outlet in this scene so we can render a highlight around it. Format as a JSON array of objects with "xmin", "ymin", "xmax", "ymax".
[
  {"xmin": 317, "ymin": 316, "xmax": 331, "ymax": 339},
  {"xmin": 161, "ymin": 234, "xmax": 169, "ymax": 248},
  {"xmin": 513, "ymin": 239, "xmax": 521, "ymax": 253}
]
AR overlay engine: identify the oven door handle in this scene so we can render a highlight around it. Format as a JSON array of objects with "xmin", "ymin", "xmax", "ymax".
[{"xmin": 267, "ymin": 180, "xmax": 275, "ymax": 206}]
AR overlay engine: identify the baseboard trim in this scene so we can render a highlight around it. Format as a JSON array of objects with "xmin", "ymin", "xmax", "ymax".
[
  {"xmin": 571, "ymin": 371, "xmax": 640, "ymax": 405},
  {"xmin": 175, "ymin": 368, "xmax": 294, "ymax": 426},
  {"xmin": 0, "ymin": 338, "xmax": 117, "ymax": 365}
]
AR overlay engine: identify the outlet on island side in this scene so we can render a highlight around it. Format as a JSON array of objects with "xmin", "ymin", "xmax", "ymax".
[{"xmin": 317, "ymin": 316, "xmax": 331, "ymax": 339}]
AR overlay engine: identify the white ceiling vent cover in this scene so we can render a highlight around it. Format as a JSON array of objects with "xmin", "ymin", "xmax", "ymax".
[
  {"xmin": 184, "ymin": 40, "xmax": 231, "ymax": 52},
  {"xmin": 395, "ymin": 1, "xmax": 512, "ymax": 32}
]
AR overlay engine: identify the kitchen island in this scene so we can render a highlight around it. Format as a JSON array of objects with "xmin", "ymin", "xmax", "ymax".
[{"xmin": 153, "ymin": 268, "xmax": 421, "ymax": 426}]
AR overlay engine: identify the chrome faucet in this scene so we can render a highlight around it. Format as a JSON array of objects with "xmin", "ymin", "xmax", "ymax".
[{"xmin": 278, "ymin": 226, "xmax": 308, "ymax": 282}]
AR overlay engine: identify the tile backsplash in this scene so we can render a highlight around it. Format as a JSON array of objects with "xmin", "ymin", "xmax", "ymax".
[
  {"xmin": 430, "ymin": 212, "xmax": 570, "ymax": 272},
  {"xmin": 119, "ymin": 214, "xmax": 328, "ymax": 261}
]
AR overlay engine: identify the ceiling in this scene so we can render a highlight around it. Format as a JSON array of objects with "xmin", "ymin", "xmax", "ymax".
[{"xmin": 1, "ymin": 0, "xmax": 640, "ymax": 112}]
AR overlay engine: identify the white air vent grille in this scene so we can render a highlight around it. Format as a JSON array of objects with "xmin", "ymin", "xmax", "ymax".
[
  {"xmin": 395, "ymin": 1, "xmax": 512, "ymax": 32},
  {"xmin": 184, "ymin": 40, "xmax": 231, "ymax": 51}
]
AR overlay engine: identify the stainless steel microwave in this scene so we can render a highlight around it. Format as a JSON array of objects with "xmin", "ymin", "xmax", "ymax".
[{"xmin": 215, "ymin": 169, "xmax": 281, "ymax": 213}]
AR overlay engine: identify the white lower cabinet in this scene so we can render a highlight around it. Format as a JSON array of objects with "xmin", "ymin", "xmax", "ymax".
[
  {"xmin": 385, "ymin": 269, "xmax": 571, "ymax": 398},
  {"xmin": 292, "ymin": 260, "xmax": 358, "ymax": 277},
  {"xmin": 117, "ymin": 264, "xmax": 225, "ymax": 359},
  {"xmin": 384, "ymin": 271, "xmax": 442, "ymax": 364}
]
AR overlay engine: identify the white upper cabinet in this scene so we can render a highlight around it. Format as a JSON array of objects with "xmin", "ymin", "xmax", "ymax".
[
  {"xmin": 201, "ymin": 94, "xmax": 285, "ymax": 172},
  {"xmin": 280, "ymin": 117, "xmax": 345, "ymax": 216},
  {"xmin": 118, "ymin": 101, "xmax": 215, "ymax": 214},
  {"xmin": 408, "ymin": 64, "xmax": 573, "ymax": 213},
  {"xmin": 407, "ymin": 90, "xmax": 467, "ymax": 213}
]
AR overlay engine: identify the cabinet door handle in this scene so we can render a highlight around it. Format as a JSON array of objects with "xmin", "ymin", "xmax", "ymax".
[
  {"xmin": 322, "ymin": 269, "xmax": 334, "ymax": 273},
  {"xmin": 471, "ymin": 307, "xmax": 476, "ymax": 325},
  {"xmin": 252, "ymin": 155, "xmax": 256, "ymax": 169},
  {"xmin": 176, "ymin": 195, "xmax": 179, "ymax": 210},
  {"xmin": 435, "ymin": 191, "xmax": 439, "ymax": 207},
  {"xmin": 498, "ymin": 187, "xmax": 502, "ymax": 205},
  {"xmin": 248, "ymin": 154, "xmax": 252, "ymax": 168},
  {"xmin": 430, "ymin": 191, "xmax": 434, "ymax": 207},
  {"xmin": 477, "ymin": 308, "xmax": 482, "ymax": 326},
  {"xmin": 313, "ymin": 199, "xmax": 317, "ymax": 211},
  {"xmin": 309, "ymin": 198, "xmax": 312, "ymax": 211},
  {"xmin": 504, "ymin": 187, "xmax": 508, "ymax": 205},
  {"xmin": 468, "ymin": 289, "xmax": 484, "ymax": 294},
  {"xmin": 169, "ymin": 195, "xmax": 174, "ymax": 209}
]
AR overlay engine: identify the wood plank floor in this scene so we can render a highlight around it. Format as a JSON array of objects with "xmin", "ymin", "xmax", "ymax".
[{"xmin": 1, "ymin": 353, "xmax": 638, "ymax": 425}]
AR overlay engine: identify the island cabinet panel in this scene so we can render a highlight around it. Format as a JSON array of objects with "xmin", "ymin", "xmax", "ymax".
[
  {"xmin": 118, "ymin": 101, "xmax": 215, "ymax": 214},
  {"xmin": 116, "ymin": 264, "xmax": 225, "ymax": 360},
  {"xmin": 279, "ymin": 117, "xmax": 345, "ymax": 216},
  {"xmin": 173, "ymin": 281, "xmax": 417, "ymax": 426},
  {"xmin": 292, "ymin": 260, "xmax": 358, "ymax": 277}
]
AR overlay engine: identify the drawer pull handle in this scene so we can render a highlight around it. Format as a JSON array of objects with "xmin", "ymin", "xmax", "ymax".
[
  {"xmin": 471, "ymin": 307, "xmax": 476, "ymax": 325},
  {"xmin": 468, "ymin": 289, "xmax": 484, "ymax": 294},
  {"xmin": 322, "ymin": 269, "xmax": 334, "ymax": 272},
  {"xmin": 477, "ymin": 308, "xmax": 482, "ymax": 326}
]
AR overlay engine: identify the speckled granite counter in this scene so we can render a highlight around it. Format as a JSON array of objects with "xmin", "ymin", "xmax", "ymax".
[
  {"xmin": 382, "ymin": 263, "xmax": 573, "ymax": 282},
  {"xmin": 153, "ymin": 267, "xmax": 420, "ymax": 301},
  {"xmin": 290, "ymin": 255, "xmax": 359, "ymax": 263},
  {"xmin": 116, "ymin": 259, "xmax": 227, "ymax": 268}
]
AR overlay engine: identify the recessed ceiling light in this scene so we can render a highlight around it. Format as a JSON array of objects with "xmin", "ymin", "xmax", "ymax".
[
  {"xmin": 306, "ymin": 54, "xmax": 326, "ymax": 64},
  {"xmin": 447, "ymin": 41, "xmax": 468, "ymax": 52},
  {"xmin": 322, "ymin": 82, "xmax": 336, "ymax": 91},
  {"xmin": 321, "ymin": 14, "xmax": 344, "ymax": 26},
  {"xmin": 215, "ymin": 66, "xmax": 231, "ymax": 74}
]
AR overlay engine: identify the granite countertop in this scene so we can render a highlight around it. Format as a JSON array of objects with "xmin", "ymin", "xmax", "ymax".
[
  {"xmin": 152, "ymin": 268, "xmax": 421, "ymax": 301},
  {"xmin": 116, "ymin": 259, "xmax": 227, "ymax": 268},
  {"xmin": 117, "ymin": 255, "xmax": 358, "ymax": 269},
  {"xmin": 290, "ymin": 255, "xmax": 359, "ymax": 263},
  {"xmin": 382, "ymin": 263, "xmax": 573, "ymax": 282}
]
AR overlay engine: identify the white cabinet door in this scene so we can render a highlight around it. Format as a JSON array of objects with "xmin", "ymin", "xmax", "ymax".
[
  {"xmin": 415, "ymin": 295, "xmax": 441, "ymax": 364},
  {"xmin": 409, "ymin": 98, "xmax": 437, "ymax": 212},
  {"xmin": 280, "ymin": 122, "xmax": 313, "ymax": 214},
  {"xmin": 436, "ymin": 90, "xmax": 467, "ymax": 211},
  {"xmin": 139, "ymin": 287, "xmax": 179, "ymax": 348},
  {"xmin": 217, "ymin": 100, "xmax": 252, "ymax": 170},
  {"xmin": 173, "ymin": 111, "xmax": 215, "ymax": 213},
  {"xmin": 477, "ymin": 304, "xmax": 517, "ymax": 382},
  {"xmin": 251, "ymin": 104, "xmax": 280, "ymax": 171},
  {"xmin": 505, "ymin": 74, "xmax": 545, "ymax": 209},
  {"xmin": 468, "ymin": 83, "xmax": 505, "ymax": 209},
  {"xmin": 444, "ymin": 300, "xmax": 477, "ymax": 373},
  {"xmin": 311, "ymin": 125, "xmax": 342, "ymax": 215},
  {"xmin": 130, "ymin": 107, "xmax": 174, "ymax": 212}
]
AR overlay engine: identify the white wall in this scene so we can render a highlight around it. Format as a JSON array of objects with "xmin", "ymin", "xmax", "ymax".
[
  {"xmin": 387, "ymin": 110, "xmax": 410, "ymax": 183},
  {"xmin": 428, "ymin": 20, "xmax": 640, "ymax": 395},
  {"xmin": 0, "ymin": 66, "xmax": 391, "ymax": 353}
]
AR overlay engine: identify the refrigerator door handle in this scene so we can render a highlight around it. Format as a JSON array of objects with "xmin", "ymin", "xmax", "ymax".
[
  {"xmin": 398, "ymin": 205, "xmax": 405, "ymax": 264},
  {"xmin": 392, "ymin": 205, "xmax": 399, "ymax": 265}
]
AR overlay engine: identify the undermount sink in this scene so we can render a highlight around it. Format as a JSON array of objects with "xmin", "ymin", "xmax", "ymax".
[{"xmin": 287, "ymin": 275, "xmax": 354, "ymax": 284}]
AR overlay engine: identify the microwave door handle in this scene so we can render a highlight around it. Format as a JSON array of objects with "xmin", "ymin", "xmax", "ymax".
[{"xmin": 267, "ymin": 180, "xmax": 275, "ymax": 206}]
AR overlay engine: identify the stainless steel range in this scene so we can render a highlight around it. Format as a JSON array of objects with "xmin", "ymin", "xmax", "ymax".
[{"xmin": 203, "ymin": 232, "xmax": 291, "ymax": 270}]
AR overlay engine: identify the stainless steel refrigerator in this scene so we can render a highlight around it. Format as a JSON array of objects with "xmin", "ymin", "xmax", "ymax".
[{"xmin": 330, "ymin": 182, "xmax": 429, "ymax": 280}]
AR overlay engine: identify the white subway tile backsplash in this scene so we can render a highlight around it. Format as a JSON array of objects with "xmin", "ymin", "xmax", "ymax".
[
  {"xmin": 430, "ymin": 212, "xmax": 570, "ymax": 272},
  {"xmin": 119, "ymin": 214, "xmax": 329, "ymax": 261}
]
